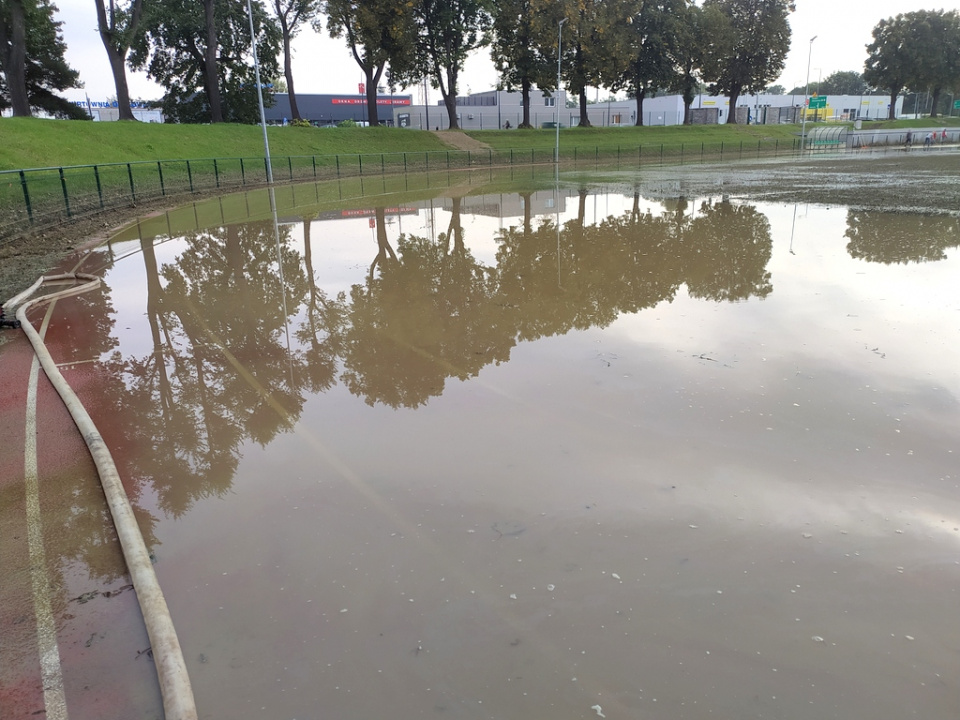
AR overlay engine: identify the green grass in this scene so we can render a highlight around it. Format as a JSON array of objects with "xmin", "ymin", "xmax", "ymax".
[
  {"xmin": 3, "ymin": 114, "xmax": 959, "ymax": 172},
  {"xmin": 0, "ymin": 118, "xmax": 450, "ymax": 170}
]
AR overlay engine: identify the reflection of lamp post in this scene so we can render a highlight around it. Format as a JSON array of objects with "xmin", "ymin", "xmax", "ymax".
[
  {"xmin": 246, "ymin": 0, "xmax": 273, "ymax": 183},
  {"xmin": 800, "ymin": 35, "xmax": 816, "ymax": 153},
  {"xmin": 556, "ymin": 18, "xmax": 566, "ymax": 164}
]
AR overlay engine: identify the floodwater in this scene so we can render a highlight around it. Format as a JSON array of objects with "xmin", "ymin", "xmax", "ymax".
[{"xmin": 4, "ymin": 170, "xmax": 960, "ymax": 720}]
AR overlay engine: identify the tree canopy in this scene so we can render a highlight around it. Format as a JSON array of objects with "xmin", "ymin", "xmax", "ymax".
[
  {"xmin": 701, "ymin": 0, "xmax": 794, "ymax": 123},
  {"xmin": 131, "ymin": 0, "xmax": 281, "ymax": 123},
  {"xmin": 0, "ymin": 0, "xmax": 84, "ymax": 118}
]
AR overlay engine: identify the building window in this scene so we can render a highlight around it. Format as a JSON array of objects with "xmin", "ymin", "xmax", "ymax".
[{"xmin": 544, "ymin": 97, "xmax": 556, "ymax": 107}]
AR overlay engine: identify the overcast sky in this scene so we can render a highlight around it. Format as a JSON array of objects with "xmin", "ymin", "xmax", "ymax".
[{"xmin": 55, "ymin": 0, "xmax": 947, "ymax": 103}]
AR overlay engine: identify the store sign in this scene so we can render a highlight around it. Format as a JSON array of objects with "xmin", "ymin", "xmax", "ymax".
[{"xmin": 332, "ymin": 97, "xmax": 412, "ymax": 106}]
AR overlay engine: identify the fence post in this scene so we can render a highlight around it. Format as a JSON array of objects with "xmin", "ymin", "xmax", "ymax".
[
  {"xmin": 187, "ymin": 160, "xmax": 194, "ymax": 192},
  {"xmin": 660, "ymin": 144, "xmax": 663, "ymax": 166},
  {"xmin": 681, "ymin": 143, "xmax": 684, "ymax": 165},
  {"xmin": 312, "ymin": 156, "xmax": 317, "ymax": 179},
  {"xmin": 381, "ymin": 153, "xmax": 385, "ymax": 174},
  {"xmin": 157, "ymin": 161, "xmax": 166, "ymax": 195},
  {"xmin": 720, "ymin": 142, "xmax": 724, "ymax": 161},
  {"xmin": 127, "ymin": 163, "xmax": 136, "ymax": 203},
  {"xmin": 94, "ymin": 165, "xmax": 104, "ymax": 208},
  {"xmin": 288, "ymin": 156, "xmax": 293, "ymax": 181},
  {"xmin": 447, "ymin": 151, "xmax": 450, "ymax": 169},
  {"xmin": 58, "ymin": 168, "xmax": 72, "ymax": 218},
  {"xmin": 336, "ymin": 155, "xmax": 341, "ymax": 178},
  {"xmin": 489, "ymin": 148, "xmax": 492, "ymax": 165},
  {"xmin": 701, "ymin": 142, "xmax": 704, "ymax": 163},
  {"xmin": 359, "ymin": 154, "xmax": 363, "ymax": 175},
  {"xmin": 757, "ymin": 139, "xmax": 761, "ymax": 158},
  {"xmin": 241, "ymin": 158, "xmax": 246, "ymax": 185},
  {"xmin": 19, "ymin": 170, "xmax": 34, "ymax": 223},
  {"xmin": 264, "ymin": 157, "xmax": 269, "ymax": 182},
  {"xmin": 739, "ymin": 140, "xmax": 743, "ymax": 160},
  {"xmin": 214, "ymin": 159, "xmax": 221, "ymax": 188}
]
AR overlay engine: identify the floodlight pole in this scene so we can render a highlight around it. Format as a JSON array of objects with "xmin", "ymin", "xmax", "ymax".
[
  {"xmin": 247, "ymin": 0, "xmax": 273, "ymax": 184},
  {"xmin": 800, "ymin": 35, "xmax": 816, "ymax": 154},
  {"xmin": 556, "ymin": 18, "xmax": 566, "ymax": 164}
]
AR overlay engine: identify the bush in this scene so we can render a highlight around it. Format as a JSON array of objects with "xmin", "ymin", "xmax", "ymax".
[
  {"xmin": 289, "ymin": 118, "xmax": 312, "ymax": 128},
  {"xmin": 337, "ymin": 119, "xmax": 357, "ymax": 128}
]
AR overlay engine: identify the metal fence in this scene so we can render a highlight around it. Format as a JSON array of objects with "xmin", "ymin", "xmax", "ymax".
[{"xmin": 1, "ymin": 139, "xmax": 809, "ymax": 243}]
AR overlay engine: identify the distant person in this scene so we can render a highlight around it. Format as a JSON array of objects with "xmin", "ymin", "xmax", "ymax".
[
  {"xmin": 504, "ymin": 120, "xmax": 511, "ymax": 129},
  {"xmin": 905, "ymin": 130, "xmax": 912, "ymax": 146},
  {"xmin": 924, "ymin": 132, "xmax": 933, "ymax": 149},
  {"xmin": 941, "ymin": 129, "xmax": 948, "ymax": 143}
]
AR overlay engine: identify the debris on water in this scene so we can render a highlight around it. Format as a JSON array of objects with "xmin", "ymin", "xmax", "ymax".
[
  {"xmin": 611, "ymin": 573, "xmax": 621, "ymax": 581},
  {"xmin": 591, "ymin": 704, "xmax": 606, "ymax": 717},
  {"xmin": 509, "ymin": 594, "xmax": 517, "ymax": 600},
  {"xmin": 811, "ymin": 636, "xmax": 825, "ymax": 643},
  {"xmin": 547, "ymin": 584, "xmax": 556, "ymax": 592},
  {"xmin": 689, "ymin": 524, "xmax": 699, "ymax": 529},
  {"xmin": 340, "ymin": 608, "xmax": 348, "ymax": 613},
  {"xmin": 802, "ymin": 533, "xmax": 813, "ymax": 539},
  {"xmin": 905, "ymin": 635, "xmax": 915, "ymax": 641}
]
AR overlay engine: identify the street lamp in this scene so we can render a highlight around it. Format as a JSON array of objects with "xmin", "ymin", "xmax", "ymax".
[
  {"xmin": 556, "ymin": 18, "xmax": 566, "ymax": 164},
  {"xmin": 800, "ymin": 35, "xmax": 816, "ymax": 153},
  {"xmin": 246, "ymin": 0, "xmax": 273, "ymax": 184}
]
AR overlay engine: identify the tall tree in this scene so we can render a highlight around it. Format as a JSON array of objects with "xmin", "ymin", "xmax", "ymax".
[
  {"xmin": 606, "ymin": 0, "xmax": 688, "ymax": 126},
  {"xmin": 94, "ymin": 0, "xmax": 144, "ymax": 121},
  {"xmin": 669, "ymin": 3, "xmax": 730, "ymax": 124},
  {"xmin": 269, "ymin": 0, "xmax": 320, "ymax": 121},
  {"xmin": 131, "ymin": 0, "xmax": 281, "ymax": 124},
  {"xmin": 0, "ymin": 0, "xmax": 84, "ymax": 118},
  {"xmin": 701, "ymin": 0, "xmax": 794, "ymax": 124},
  {"xmin": 558, "ymin": 0, "xmax": 606, "ymax": 127},
  {"xmin": 906, "ymin": 10, "xmax": 960, "ymax": 118},
  {"xmin": 864, "ymin": 14, "xmax": 915, "ymax": 120},
  {"xmin": 409, "ymin": 0, "xmax": 492, "ymax": 130},
  {"xmin": 490, "ymin": 0, "xmax": 558, "ymax": 128},
  {"xmin": 321, "ymin": 0, "xmax": 416, "ymax": 127}
]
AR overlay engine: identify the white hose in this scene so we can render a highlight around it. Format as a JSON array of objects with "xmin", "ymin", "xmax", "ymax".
[{"xmin": 7, "ymin": 274, "xmax": 198, "ymax": 720}]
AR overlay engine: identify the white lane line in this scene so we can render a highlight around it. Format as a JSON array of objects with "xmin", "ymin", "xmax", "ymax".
[{"xmin": 24, "ymin": 307, "xmax": 69, "ymax": 720}]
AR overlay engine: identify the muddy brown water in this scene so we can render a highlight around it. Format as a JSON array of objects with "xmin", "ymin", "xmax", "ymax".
[{"xmin": 2, "ymin": 160, "xmax": 959, "ymax": 719}]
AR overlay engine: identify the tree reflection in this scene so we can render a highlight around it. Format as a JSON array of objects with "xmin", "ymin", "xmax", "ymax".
[
  {"xmin": 90, "ymin": 190, "xmax": 777, "ymax": 524},
  {"xmin": 845, "ymin": 211, "xmax": 960, "ymax": 264}
]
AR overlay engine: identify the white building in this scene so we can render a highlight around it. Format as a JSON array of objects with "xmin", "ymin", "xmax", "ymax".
[{"xmin": 394, "ymin": 89, "xmax": 903, "ymax": 130}]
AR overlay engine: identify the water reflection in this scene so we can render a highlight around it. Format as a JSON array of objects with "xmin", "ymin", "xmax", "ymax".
[
  {"xmin": 20, "ymin": 179, "xmax": 960, "ymax": 719},
  {"xmin": 845, "ymin": 210, "xmax": 960, "ymax": 264}
]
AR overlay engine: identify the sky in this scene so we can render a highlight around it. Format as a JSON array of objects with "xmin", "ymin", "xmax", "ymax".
[{"xmin": 55, "ymin": 0, "xmax": 949, "ymax": 104}]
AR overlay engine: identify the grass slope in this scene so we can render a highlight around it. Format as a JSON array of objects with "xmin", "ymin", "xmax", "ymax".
[
  {"xmin": 2, "ymin": 115, "xmax": 958, "ymax": 171},
  {"xmin": 0, "ymin": 118, "xmax": 449, "ymax": 170}
]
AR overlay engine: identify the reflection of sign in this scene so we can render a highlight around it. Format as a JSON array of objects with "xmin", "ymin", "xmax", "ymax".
[
  {"xmin": 339, "ymin": 207, "xmax": 418, "ymax": 218},
  {"xmin": 369, "ymin": 218, "xmax": 376, "ymax": 228},
  {"xmin": 332, "ymin": 97, "xmax": 412, "ymax": 106},
  {"xmin": 808, "ymin": 96, "xmax": 827, "ymax": 109}
]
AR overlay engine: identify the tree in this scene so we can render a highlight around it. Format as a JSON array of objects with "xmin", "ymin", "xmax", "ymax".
[
  {"xmin": 669, "ymin": 3, "xmax": 730, "ymax": 124},
  {"xmin": 131, "ymin": 0, "xmax": 281, "ymax": 124},
  {"xmin": 606, "ymin": 0, "xmax": 688, "ymax": 126},
  {"xmin": 490, "ymin": 0, "xmax": 558, "ymax": 128},
  {"xmin": 766, "ymin": 84, "xmax": 784, "ymax": 94},
  {"xmin": 269, "ymin": 0, "xmax": 320, "ymax": 121},
  {"xmin": 0, "ymin": 0, "xmax": 84, "ymax": 118},
  {"xmin": 321, "ymin": 0, "xmax": 416, "ymax": 127},
  {"xmin": 701, "ymin": 0, "xmax": 794, "ymax": 124},
  {"xmin": 558, "ymin": 0, "xmax": 607, "ymax": 127},
  {"xmin": 906, "ymin": 10, "xmax": 960, "ymax": 118},
  {"xmin": 94, "ymin": 0, "xmax": 144, "ymax": 121},
  {"xmin": 408, "ymin": 0, "xmax": 492, "ymax": 130},
  {"xmin": 864, "ymin": 14, "xmax": 916, "ymax": 120}
]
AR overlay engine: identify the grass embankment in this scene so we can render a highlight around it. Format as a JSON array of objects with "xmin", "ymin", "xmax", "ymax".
[
  {"xmin": 0, "ymin": 118, "xmax": 449, "ymax": 170},
  {"xmin": 3, "ymin": 114, "xmax": 958, "ymax": 171}
]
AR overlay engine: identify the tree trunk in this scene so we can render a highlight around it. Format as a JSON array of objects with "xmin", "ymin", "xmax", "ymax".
[
  {"xmin": 94, "ymin": 0, "xmax": 142, "ymax": 121},
  {"xmin": 683, "ymin": 100, "xmax": 692, "ymax": 125},
  {"xmin": 364, "ymin": 64, "xmax": 384, "ymax": 126},
  {"xmin": 203, "ymin": 0, "xmax": 223, "ymax": 123},
  {"xmin": 520, "ymin": 77, "xmax": 531, "ymax": 128},
  {"xmin": 929, "ymin": 87, "xmax": 941, "ymax": 118},
  {"xmin": 2, "ymin": 0, "xmax": 31, "ymax": 116},
  {"xmin": 282, "ymin": 26, "xmax": 300, "ymax": 120},
  {"xmin": 726, "ymin": 88, "xmax": 740, "ymax": 124},
  {"xmin": 888, "ymin": 88, "xmax": 899, "ymax": 120},
  {"xmin": 578, "ymin": 89, "xmax": 591, "ymax": 127},
  {"xmin": 634, "ymin": 85, "xmax": 647, "ymax": 126},
  {"xmin": 444, "ymin": 65, "xmax": 459, "ymax": 130}
]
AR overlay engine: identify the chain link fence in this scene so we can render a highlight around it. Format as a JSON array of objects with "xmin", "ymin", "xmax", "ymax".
[{"xmin": 1, "ymin": 139, "xmax": 806, "ymax": 243}]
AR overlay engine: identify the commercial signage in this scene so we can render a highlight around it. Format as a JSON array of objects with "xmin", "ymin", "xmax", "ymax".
[
  {"xmin": 332, "ymin": 97, "xmax": 411, "ymax": 106},
  {"xmin": 74, "ymin": 100, "xmax": 153, "ymax": 108},
  {"xmin": 808, "ymin": 95, "xmax": 827, "ymax": 109}
]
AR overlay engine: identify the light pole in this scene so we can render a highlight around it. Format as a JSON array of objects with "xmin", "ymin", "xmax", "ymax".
[
  {"xmin": 556, "ymin": 18, "xmax": 566, "ymax": 164},
  {"xmin": 800, "ymin": 35, "xmax": 816, "ymax": 153},
  {"xmin": 246, "ymin": 0, "xmax": 272, "ymax": 184}
]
